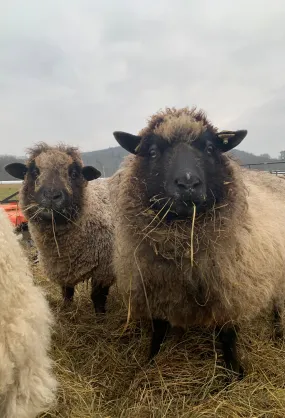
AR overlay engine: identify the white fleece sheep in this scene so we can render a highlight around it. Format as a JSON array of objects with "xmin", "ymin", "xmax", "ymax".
[{"xmin": 0, "ymin": 208, "xmax": 57, "ymax": 418}]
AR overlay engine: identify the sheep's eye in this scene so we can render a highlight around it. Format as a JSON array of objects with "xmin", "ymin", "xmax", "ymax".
[
  {"xmin": 32, "ymin": 168, "xmax": 39, "ymax": 178},
  {"xmin": 70, "ymin": 170, "xmax": 78, "ymax": 180},
  {"xmin": 149, "ymin": 148, "xmax": 157, "ymax": 159},
  {"xmin": 206, "ymin": 145, "xmax": 214, "ymax": 155}
]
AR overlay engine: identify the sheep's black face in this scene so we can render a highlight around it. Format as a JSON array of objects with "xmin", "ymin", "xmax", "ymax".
[
  {"xmin": 113, "ymin": 128, "xmax": 247, "ymax": 219},
  {"xmin": 5, "ymin": 150, "xmax": 101, "ymax": 225},
  {"xmin": 137, "ymin": 133, "xmax": 228, "ymax": 218}
]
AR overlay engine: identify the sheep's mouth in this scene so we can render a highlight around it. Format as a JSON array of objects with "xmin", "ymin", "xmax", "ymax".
[
  {"xmin": 149, "ymin": 197, "xmax": 205, "ymax": 220},
  {"xmin": 168, "ymin": 200, "xmax": 204, "ymax": 219},
  {"xmin": 39, "ymin": 209, "xmax": 53, "ymax": 221},
  {"xmin": 26, "ymin": 206, "xmax": 71, "ymax": 224},
  {"xmin": 39, "ymin": 208, "xmax": 71, "ymax": 223}
]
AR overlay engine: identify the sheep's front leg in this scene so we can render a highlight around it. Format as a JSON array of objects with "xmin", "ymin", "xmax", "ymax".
[
  {"xmin": 61, "ymin": 285, "xmax": 75, "ymax": 303},
  {"xmin": 149, "ymin": 319, "xmax": 170, "ymax": 361},
  {"xmin": 91, "ymin": 284, "xmax": 110, "ymax": 314},
  {"xmin": 216, "ymin": 326, "xmax": 244, "ymax": 378}
]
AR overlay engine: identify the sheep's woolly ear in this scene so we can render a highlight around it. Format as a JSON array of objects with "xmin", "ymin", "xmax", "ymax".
[
  {"xmin": 215, "ymin": 130, "xmax": 248, "ymax": 153},
  {"xmin": 82, "ymin": 166, "xmax": 101, "ymax": 181},
  {"xmin": 4, "ymin": 163, "xmax": 27, "ymax": 180},
  {"xmin": 113, "ymin": 131, "xmax": 142, "ymax": 154}
]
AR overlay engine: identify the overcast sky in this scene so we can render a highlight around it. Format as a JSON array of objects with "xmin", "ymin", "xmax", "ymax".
[{"xmin": 1, "ymin": 0, "xmax": 285, "ymax": 157}]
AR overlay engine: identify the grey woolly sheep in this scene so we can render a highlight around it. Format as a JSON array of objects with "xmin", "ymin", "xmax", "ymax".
[
  {"xmin": 0, "ymin": 207, "xmax": 57, "ymax": 418},
  {"xmin": 5, "ymin": 143, "xmax": 115, "ymax": 313},
  {"xmin": 111, "ymin": 106, "xmax": 285, "ymax": 377}
]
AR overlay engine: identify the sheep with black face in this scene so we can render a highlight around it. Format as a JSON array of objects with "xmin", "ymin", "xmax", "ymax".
[
  {"xmin": 111, "ymin": 106, "xmax": 285, "ymax": 377},
  {"xmin": 5, "ymin": 143, "xmax": 115, "ymax": 313}
]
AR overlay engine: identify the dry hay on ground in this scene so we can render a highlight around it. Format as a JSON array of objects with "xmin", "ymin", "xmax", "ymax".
[{"xmin": 21, "ymin": 245, "xmax": 285, "ymax": 418}]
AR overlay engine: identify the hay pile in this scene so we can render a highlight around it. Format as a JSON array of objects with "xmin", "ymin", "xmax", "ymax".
[{"xmin": 22, "ymin": 244, "xmax": 285, "ymax": 418}]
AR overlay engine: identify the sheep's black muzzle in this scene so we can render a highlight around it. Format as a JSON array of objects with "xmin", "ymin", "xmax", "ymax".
[
  {"xmin": 35, "ymin": 187, "xmax": 71, "ymax": 222},
  {"xmin": 162, "ymin": 142, "xmax": 207, "ymax": 217},
  {"xmin": 165, "ymin": 173, "xmax": 207, "ymax": 218}
]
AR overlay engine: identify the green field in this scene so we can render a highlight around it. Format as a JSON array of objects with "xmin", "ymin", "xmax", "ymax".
[{"xmin": 0, "ymin": 184, "xmax": 20, "ymax": 201}]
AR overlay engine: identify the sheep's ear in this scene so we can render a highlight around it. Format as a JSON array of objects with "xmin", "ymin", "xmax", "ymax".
[
  {"xmin": 4, "ymin": 163, "xmax": 27, "ymax": 180},
  {"xmin": 113, "ymin": 131, "xmax": 142, "ymax": 154},
  {"xmin": 82, "ymin": 166, "xmax": 101, "ymax": 181},
  {"xmin": 215, "ymin": 130, "xmax": 248, "ymax": 153}
]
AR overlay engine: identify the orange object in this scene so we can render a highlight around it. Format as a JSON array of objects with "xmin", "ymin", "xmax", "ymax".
[{"xmin": 0, "ymin": 201, "xmax": 27, "ymax": 228}]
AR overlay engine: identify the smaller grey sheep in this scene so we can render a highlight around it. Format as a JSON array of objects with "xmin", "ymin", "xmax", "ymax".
[{"xmin": 5, "ymin": 143, "xmax": 115, "ymax": 314}]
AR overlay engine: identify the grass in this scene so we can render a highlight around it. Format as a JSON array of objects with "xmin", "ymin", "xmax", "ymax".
[
  {"xmin": 0, "ymin": 184, "xmax": 20, "ymax": 201},
  {"xmin": 20, "ymin": 244, "xmax": 285, "ymax": 418}
]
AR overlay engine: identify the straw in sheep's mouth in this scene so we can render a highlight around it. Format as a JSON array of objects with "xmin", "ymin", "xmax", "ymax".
[
  {"xmin": 40, "ymin": 208, "xmax": 53, "ymax": 216},
  {"xmin": 31, "ymin": 208, "xmax": 56, "ymax": 222},
  {"xmin": 36, "ymin": 207, "xmax": 68, "ymax": 220},
  {"xmin": 166, "ymin": 200, "xmax": 203, "ymax": 220},
  {"xmin": 148, "ymin": 194, "xmax": 204, "ymax": 217}
]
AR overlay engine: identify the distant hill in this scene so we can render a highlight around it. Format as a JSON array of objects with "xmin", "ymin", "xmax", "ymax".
[
  {"xmin": 1, "ymin": 146, "xmax": 285, "ymax": 181},
  {"xmin": 82, "ymin": 147, "xmax": 128, "ymax": 177},
  {"xmin": 230, "ymin": 149, "xmax": 281, "ymax": 168}
]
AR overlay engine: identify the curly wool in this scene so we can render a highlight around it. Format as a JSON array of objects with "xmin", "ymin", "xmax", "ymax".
[
  {"xmin": 0, "ymin": 208, "xmax": 57, "ymax": 418},
  {"xmin": 111, "ymin": 113, "xmax": 285, "ymax": 330},
  {"xmin": 27, "ymin": 177, "xmax": 115, "ymax": 289},
  {"xmin": 19, "ymin": 143, "xmax": 115, "ymax": 293},
  {"xmin": 138, "ymin": 106, "xmax": 217, "ymax": 144}
]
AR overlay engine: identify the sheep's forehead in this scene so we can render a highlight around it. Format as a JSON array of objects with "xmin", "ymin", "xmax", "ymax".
[
  {"xmin": 35, "ymin": 151, "xmax": 74, "ymax": 172},
  {"xmin": 152, "ymin": 114, "xmax": 207, "ymax": 143}
]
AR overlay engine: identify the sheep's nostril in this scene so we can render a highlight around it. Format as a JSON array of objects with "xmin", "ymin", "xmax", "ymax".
[
  {"xmin": 191, "ymin": 178, "xmax": 201, "ymax": 188},
  {"xmin": 52, "ymin": 191, "xmax": 63, "ymax": 201},
  {"xmin": 42, "ymin": 190, "xmax": 64, "ymax": 202},
  {"xmin": 175, "ymin": 174, "xmax": 201, "ymax": 191},
  {"xmin": 175, "ymin": 179, "xmax": 188, "ymax": 190}
]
